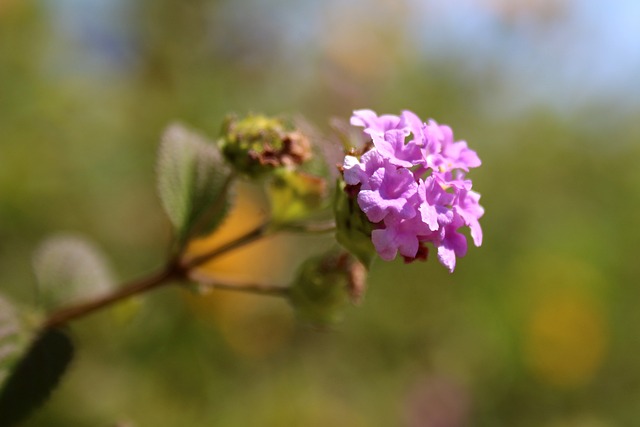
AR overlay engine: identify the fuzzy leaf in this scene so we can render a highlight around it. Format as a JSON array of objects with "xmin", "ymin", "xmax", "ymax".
[
  {"xmin": 0, "ymin": 295, "xmax": 23, "ymax": 388},
  {"xmin": 0, "ymin": 328, "xmax": 74, "ymax": 426},
  {"xmin": 33, "ymin": 234, "xmax": 114, "ymax": 310},
  {"xmin": 157, "ymin": 123, "xmax": 232, "ymax": 245}
]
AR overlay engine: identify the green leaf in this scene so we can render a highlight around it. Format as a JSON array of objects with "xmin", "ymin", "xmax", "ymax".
[
  {"xmin": 32, "ymin": 234, "xmax": 114, "ymax": 310},
  {"xmin": 157, "ymin": 123, "xmax": 232, "ymax": 246},
  {"xmin": 0, "ymin": 328, "xmax": 75, "ymax": 426},
  {"xmin": 0, "ymin": 295, "xmax": 23, "ymax": 388}
]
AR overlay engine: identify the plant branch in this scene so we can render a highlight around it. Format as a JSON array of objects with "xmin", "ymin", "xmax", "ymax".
[
  {"xmin": 180, "ymin": 221, "xmax": 272, "ymax": 270},
  {"xmin": 43, "ymin": 263, "xmax": 181, "ymax": 330},
  {"xmin": 42, "ymin": 217, "xmax": 331, "ymax": 329},
  {"xmin": 278, "ymin": 219, "xmax": 336, "ymax": 234},
  {"xmin": 190, "ymin": 276, "xmax": 289, "ymax": 298}
]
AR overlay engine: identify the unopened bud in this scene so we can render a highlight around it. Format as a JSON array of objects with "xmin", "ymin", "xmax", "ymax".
[
  {"xmin": 220, "ymin": 114, "xmax": 312, "ymax": 178},
  {"xmin": 289, "ymin": 250, "xmax": 367, "ymax": 326}
]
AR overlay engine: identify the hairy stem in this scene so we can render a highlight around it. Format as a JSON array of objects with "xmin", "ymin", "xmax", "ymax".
[
  {"xmin": 278, "ymin": 220, "xmax": 336, "ymax": 234},
  {"xmin": 42, "ymin": 218, "xmax": 329, "ymax": 329},
  {"xmin": 192, "ymin": 279, "xmax": 289, "ymax": 298},
  {"xmin": 43, "ymin": 264, "xmax": 180, "ymax": 329},
  {"xmin": 42, "ymin": 222, "xmax": 274, "ymax": 329},
  {"xmin": 180, "ymin": 222, "xmax": 271, "ymax": 270}
]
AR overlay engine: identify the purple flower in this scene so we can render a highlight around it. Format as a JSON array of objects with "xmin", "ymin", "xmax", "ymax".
[
  {"xmin": 341, "ymin": 109, "xmax": 484, "ymax": 272},
  {"xmin": 370, "ymin": 130, "xmax": 422, "ymax": 168},
  {"xmin": 343, "ymin": 150, "xmax": 386, "ymax": 186},
  {"xmin": 350, "ymin": 109, "xmax": 406, "ymax": 134},
  {"xmin": 357, "ymin": 163, "xmax": 419, "ymax": 223},
  {"xmin": 418, "ymin": 176, "xmax": 454, "ymax": 232},
  {"xmin": 424, "ymin": 120, "xmax": 481, "ymax": 172},
  {"xmin": 351, "ymin": 109, "xmax": 425, "ymax": 168},
  {"xmin": 454, "ymin": 188, "xmax": 484, "ymax": 247},
  {"xmin": 371, "ymin": 215, "xmax": 432, "ymax": 261},
  {"xmin": 434, "ymin": 214, "xmax": 468, "ymax": 273}
]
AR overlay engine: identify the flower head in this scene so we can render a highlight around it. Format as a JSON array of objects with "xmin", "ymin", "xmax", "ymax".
[{"xmin": 340, "ymin": 109, "xmax": 483, "ymax": 272}]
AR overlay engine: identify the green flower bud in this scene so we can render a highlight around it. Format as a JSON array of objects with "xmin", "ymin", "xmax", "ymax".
[
  {"xmin": 219, "ymin": 114, "xmax": 311, "ymax": 178},
  {"xmin": 268, "ymin": 169, "xmax": 327, "ymax": 224},
  {"xmin": 289, "ymin": 251, "xmax": 367, "ymax": 326}
]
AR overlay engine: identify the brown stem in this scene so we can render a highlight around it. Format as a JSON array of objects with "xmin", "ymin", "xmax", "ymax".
[
  {"xmin": 193, "ymin": 280, "xmax": 289, "ymax": 298},
  {"xmin": 181, "ymin": 219, "xmax": 335, "ymax": 270},
  {"xmin": 181, "ymin": 222, "xmax": 271, "ymax": 270},
  {"xmin": 279, "ymin": 220, "xmax": 336, "ymax": 234},
  {"xmin": 41, "ymin": 223, "xmax": 272, "ymax": 330},
  {"xmin": 43, "ymin": 263, "xmax": 182, "ymax": 329},
  {"xmin": 42, "ymin": 217, "xmax": 328, "ymax": 329}
]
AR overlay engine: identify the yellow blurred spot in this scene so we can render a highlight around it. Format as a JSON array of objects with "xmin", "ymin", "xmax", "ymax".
[
  {"xmin": 524, "ymin": 288, "xmax": 607, "ymax": 388},
  {"xmin": 510, "ymin": 254, "xmax": 610, "ymax": 389},
  {"xmin": 186, "ymin": 182, "xmax": 290, "ymax": 284},
  {"xmin": 183, "ymin": 182, "xmax": 296, "ymax": 359}
]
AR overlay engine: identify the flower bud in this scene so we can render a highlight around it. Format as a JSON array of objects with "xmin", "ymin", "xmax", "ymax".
[
  {"xmin": 220, "ymin": 114, "xmax": 312, "ymax": 178},
  {"xmin": 289, "ymin": 250, "xmax": 367, "ymax": 326},
  {"xmin": 268, "ymin": 169, "xmax": 327, "ymax": 224}
]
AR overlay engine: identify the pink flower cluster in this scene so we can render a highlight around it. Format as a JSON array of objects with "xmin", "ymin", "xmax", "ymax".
[{"xmin": 342, "ymin": 109, "xmax": 484, "ymax": 272}]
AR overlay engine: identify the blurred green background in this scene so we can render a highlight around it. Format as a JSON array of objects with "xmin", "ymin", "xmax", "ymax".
[{"xmin": 2, "ymin": 0, "xmax": 640, "ymax": 425}]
